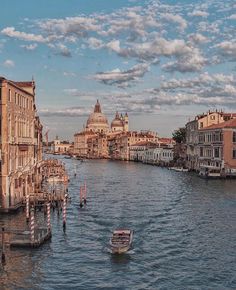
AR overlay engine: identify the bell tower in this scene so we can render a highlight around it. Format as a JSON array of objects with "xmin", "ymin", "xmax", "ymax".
[{"xmin": 124, "ymin": 112, "xmax": 129, "ymax": 132}]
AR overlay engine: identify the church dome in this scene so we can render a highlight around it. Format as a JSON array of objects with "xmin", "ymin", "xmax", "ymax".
[
  {"xmin": 111, "ymin": 112, "xmax": 123, "ymax": 127},
  {"xmin": 86, "ymin": 100, "xmax": 109, "ymax": 132},
  {"xmin": 87, "ymin": 112, "xmax": 108, "ymax": 125},
  {"xmin": 111, "ymin": 112, "xmax": 124, "ymax": 132}
]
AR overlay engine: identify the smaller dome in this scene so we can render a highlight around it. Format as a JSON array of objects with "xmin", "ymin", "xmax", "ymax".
[{"xmin": 111, "ymin": 112, "xmax": 123, "ymax": 128}]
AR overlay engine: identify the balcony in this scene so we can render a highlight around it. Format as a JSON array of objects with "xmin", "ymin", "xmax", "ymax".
[{"xmin": 18, "ymin": 137, "xmax": 34, "ymax": 145}]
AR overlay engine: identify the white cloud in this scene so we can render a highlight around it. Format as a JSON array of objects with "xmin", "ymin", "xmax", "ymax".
[
  {"xmin": 216, "ymin": 41, "xmax": 236, "ymax": 59},
  {"xmin": 188, "ymin": 33, "xmax": 209, "ymax": 44},
  {"xmin": 37, "ymin": 16, "xmax": 101, "ymax": 40},
  {"xmin": 188, "ymin": 10, "xmax": 209, "ymax": 17},
  {"xmin": 49, "ymin": 43, "xmax": 72, "ymax": 57},
  {"xmin": 162, "ymin": 13, "xmax": 187, "ymax": 31},
  {"xmin": 87, "ymin": 37, "xmax": 103, "ymax": 49},
  {"xmin": 3, "ymin": 59, "xmax": 15, "ymax": 68},
  {"xmin": 94, "ymin": 63, "xmax": 150, "ymax": 87},
  {"xmin": 228, "ymin": 14, "xmax": 236, "ymax": 20},
  {"xmin": 106, "ymin": 40, "xmax": 121, "ymax": 53},
  {"xmin": 20, "ymin": 43, "xmax": 38, "ymax": 50},
  {"xmin": 63, "ymin": 71, "xmax": 76, "ymax": 77},
  {"xmin": 1, "ymin": 27, "xmax": 47, "ymax": 42},
  {"xmin": 114, "ymin": 38, "xmax": 193, "ymax": 61},
  {"xmin": 39, "ymin": 106, "xmax": 90, "ymax": 117}
]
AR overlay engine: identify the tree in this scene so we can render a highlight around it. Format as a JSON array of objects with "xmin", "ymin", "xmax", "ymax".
[{"xmin": 172, "ymin": 127, "xmax": 186, "ymax": 143}]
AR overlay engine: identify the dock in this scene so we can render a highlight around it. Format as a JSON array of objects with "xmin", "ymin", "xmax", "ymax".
[{"xmin": 1, "ymin": 227, "xmax": 52, "ymax": 249}]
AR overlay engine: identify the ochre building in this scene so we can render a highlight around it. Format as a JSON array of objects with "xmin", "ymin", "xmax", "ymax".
[{"xmin": 0, "ymin": 77, "xmax": 43, "ymax": 211}]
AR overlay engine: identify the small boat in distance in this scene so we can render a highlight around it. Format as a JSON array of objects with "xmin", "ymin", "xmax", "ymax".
[
  {"xmin": 169, "ymin": 167, "xmax": 189, "ymax": 172},
  {"xmin": 109, "ymin": 229, "xmax": 133, "ymax": 254}
]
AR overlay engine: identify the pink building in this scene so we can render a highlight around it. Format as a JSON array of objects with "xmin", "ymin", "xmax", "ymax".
[{"xmin": 198, "ymin": 118, "xmax": 236, "ymax": 177}]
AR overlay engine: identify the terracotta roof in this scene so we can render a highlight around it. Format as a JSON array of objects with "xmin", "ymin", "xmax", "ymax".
[
  {"xmin": 222, "ymin": 113, "xmax": 236, "ymax": 117},
  {"xmin": 131, "ymin": 141, "xmax": 158, "ymax": 147},
  {"xmin": 159, "ymin": 137, "xmax": 175, "ymax": 143},
  {"xmin": 200, "ymin": 118, "xmax": 236, "ymax": 130},
  {"xmin": 13, "ymin": 81, "xmax": 34, "ymax": 87},
  {"xmin": 74, "ymin": 131, "xmax": 96, "ymax": 136}
]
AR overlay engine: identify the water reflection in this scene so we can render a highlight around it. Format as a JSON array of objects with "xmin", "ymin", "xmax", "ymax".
[
  {"xmin": 110, "ymin": 252, "xmax": 132, "ymax": 266},
  {"xmin": 0, "ymin": 157, "xmax": 236, "ymax": 290}
]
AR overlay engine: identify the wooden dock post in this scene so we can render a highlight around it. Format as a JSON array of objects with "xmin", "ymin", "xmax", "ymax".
[
  {"xmin": 84, "ymin": 181, "xmax": 87, "ymax": 205},
  {"xmin": 63, "ymin": 198, "xmax": 66, "ymax": 232},
  {"xmin": 26, "ymin": 194, "xmax": 30, "ymax": 222},
  {"xmin": 30, "ymin": 207, "xmax": 35, "ymax": 245},
  {"xmin": 1, "ymin": 227, "xmax": 6, "ymax": 265},
  {"xmin": 79, "ymin": 186, "xmax": 83, "ymax": 208},
  {"xmin": 47, "ymin": 203, "xmax": 51, "ymax": 233}
]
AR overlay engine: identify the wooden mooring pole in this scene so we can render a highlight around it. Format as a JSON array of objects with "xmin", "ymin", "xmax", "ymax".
[
  {"xmin": 63, "ymin": 198, "xmax": 66, "ymax": 232},
  {"xmin": 1, "ymin": 227, "xmax": 6, "ymax": 265},
  {"xmin": 47, "ymin": 203, "xmax": 51, "ymax": 233},
  {"xmin": 30, "ymin": 207, "xmax": 35, "ymax": 245},
  {"xmin": 84, "ymin": 181, "xmax": 87, "ymax": 205},
  {"xmin": 26, "ymin": 194, "xmax": 30, "ymax": 222},
  {"xmin": 79, "ymin": 186, "xmax": 83, "ymax": 208}
]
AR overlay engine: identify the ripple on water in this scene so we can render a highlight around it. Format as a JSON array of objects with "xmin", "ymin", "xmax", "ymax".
[{"xmin": 0, "ymin": 158, "xmax": 236, "ymax": 290}]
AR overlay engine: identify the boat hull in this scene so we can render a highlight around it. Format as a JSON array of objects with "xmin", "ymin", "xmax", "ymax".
[
  {"xmin": 109, "ymin": 230, "xmax": 133, "ymax": 254},
  {"xmin": 111, "ymin": 245, "xmax": 131, "ymax": 254}
]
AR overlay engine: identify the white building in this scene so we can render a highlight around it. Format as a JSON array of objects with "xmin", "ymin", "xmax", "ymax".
[{"xmin": 130, "ymin": 141, "xmax": 174, "ymax": 165}]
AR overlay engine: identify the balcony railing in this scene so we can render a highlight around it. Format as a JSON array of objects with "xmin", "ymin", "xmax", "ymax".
[{"xmin": 17, "ymin": 137, "xmax": 34, "ymax": 144}]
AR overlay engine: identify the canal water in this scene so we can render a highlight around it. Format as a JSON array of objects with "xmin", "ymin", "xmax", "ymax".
[{"xmin": 0, "ymin": 157, "xmax": 236, "ymax": 290}]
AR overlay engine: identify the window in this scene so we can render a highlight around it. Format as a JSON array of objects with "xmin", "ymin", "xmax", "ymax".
[
  {"xmin": 0, "ymin": 86, "xmax": 1, "ymax": 100},
  {"xmin": 233, "ymin": 149, "xmax": 236, "ymax": 159},
  {"xmin": 199, "ymin": 122, "xmax": 203, "ymax": 128},
  {"xmin": 200, "ymin": 147, "xmax": 203, "ymax": 157},
  {"xmin": 214, "ymin": 147, "xmax": 219, "ymax": 158},
  {"xmin": 210, "ymin": 115, "xmax": 215, "ymax": 120},
  {"xmin": 8, "ymin": 89, "xmax": 11, "ymax": 102},
  {"xmin": 233, "ymin": 132, "xmax": 236, "ymax": 143}
]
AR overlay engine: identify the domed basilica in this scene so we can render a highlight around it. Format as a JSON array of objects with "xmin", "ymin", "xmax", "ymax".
[{"xmin": 85, "ymin": 100, "xmax": 129, "ymax": 133}]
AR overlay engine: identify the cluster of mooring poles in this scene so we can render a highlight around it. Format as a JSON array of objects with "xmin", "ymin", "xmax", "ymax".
[
  {"xmin": 79, "ymin": 181, "xmax": 87, "ymax": 208},
  {"xmin": 0, "ymin": 161, "xmax": 72, "ymax": 262},
  {"xmin": 1, "ymin": 171, "xmax": 91, "ymax": 258}
]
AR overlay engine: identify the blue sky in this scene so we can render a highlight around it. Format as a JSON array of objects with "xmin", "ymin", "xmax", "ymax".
[{"xmin": 0, "ymin": 0, "xmax": 236, "ymax": 140}]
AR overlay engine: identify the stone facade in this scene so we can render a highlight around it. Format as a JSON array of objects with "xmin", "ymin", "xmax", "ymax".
[
  {"xmin": 74, "ymin": 131, "xmax": 96, "ymax": 157},
  {"xmin": 0, "ymin": 77, "xmax": 43, "ymax": 210},
  {"xmin": 108, "ymin": 131, "xmax": 159, "ymax": 161},
  {"xmin": 185, "ymin": 111, "xmax": 236, "ymax": 170},
  {"xmin": 130, "ymin": 141, "xmax": 174, "ymax": 165},
  {"xmin": 52, "ymin": 136, "xmax": 71, "ymax": 154},
  {"xmin": 198, "ymin": 118, "xmax": 236, "ymax": 176}
]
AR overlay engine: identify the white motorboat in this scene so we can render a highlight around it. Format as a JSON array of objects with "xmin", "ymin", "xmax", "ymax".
[
  {"xmin": 169, "ymin": 167, "xmax": 189, "ymax": 172},
  {"xmin": 109, "ymin": 229, "xmax": 133, "ymax": 254},
  {"xmin": 199, "ymin": 166, "xmax": 221, "ymax": 178}
]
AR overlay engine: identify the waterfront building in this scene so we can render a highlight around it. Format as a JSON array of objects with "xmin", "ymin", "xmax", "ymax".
[
  {"xmin": 74, "ymin": 131, "xmax": 96, "ymax": 157},
  {"xmin": 73, "ymin": 100, "xmax": 161, "ymax": 160},
  {"xmin": 0, "ymin": 76, "xmax": 43, "ymax": 211},
  {"xmin": 87, "ymin": 133, "xmax": 108, "ymax": 158},
  {"xmin": 130, "ymin": 140, "xmax": 174, "ymax": 165},
  {"xmin": 52, "ymin": 136, "xmax": 71, "ymax": 154},
  {"xmin": 74, "ymin": 100, "xmax": 130, "ymax": 158},
  {"xmin": 108, "ymin": 131, "xmax": 159, "ymax": 160},
  {"xmin": 197, "ymin": 118, "xmax": 236, "ymax": 176},
  {"xmin": 185, "ymin": 110, "xmax": 236, "ymax": 170}
]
